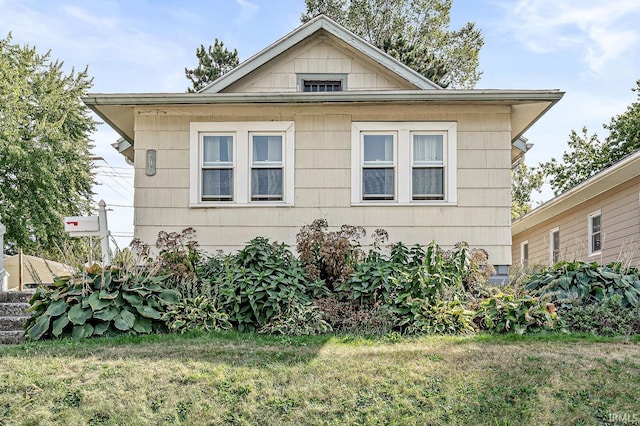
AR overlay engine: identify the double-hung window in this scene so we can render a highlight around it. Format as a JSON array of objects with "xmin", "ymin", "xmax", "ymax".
[
  {"xmin": 412, "ymin": 134, "xmax": 444, "ymax": 200},
  {"xmin": 351, "ymin": 122, "xmax": 457, "ymax": 205},
  {"xmin": 251, "ymin": 134, "xmax": 283, "ymax": 201},
  {"xmin": 201, "ymin": 135, "xmax": 234, "ymax": 201},
  {"xmin": 588, "ymin": 211, "xmax": 602, "ymax": 255},
  {"xmin": 362, "ymin": 134, "xmax": 395, "ymax": 200},
  {"xmin": 190, "ymin": 121, "xmax": 294, "ymax": 206}
]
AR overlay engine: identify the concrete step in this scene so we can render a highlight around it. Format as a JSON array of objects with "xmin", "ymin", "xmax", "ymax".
[
  {"xmin": 0, "ymin": 330, "xmax": 26, "ymax": 345},
  {"xmin": 0, "ymin": 316, "xmax": 30, "ymax": 332},
  {"xmin": 0, "ymin": 291, "xmax": 35, "ymax": 304},
  {"xmin": 0, "ymin": 303, "xmax": 30, "ymax": 317}
]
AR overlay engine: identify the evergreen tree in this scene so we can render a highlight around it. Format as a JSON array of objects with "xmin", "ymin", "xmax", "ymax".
[{"xmin": 185, "ymin": 39, "xmax": 239, "ymax": 92}]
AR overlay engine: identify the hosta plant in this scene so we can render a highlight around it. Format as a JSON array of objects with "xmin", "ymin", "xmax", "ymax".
[
  {"xmin": 474, "ymin": 293, "xmax": 558, "ymax": 335},
  {"xmin": 525, "ymin": 261, "xmax": 640, "ymax": 308},
  {"xmin": 24, "ymin": 265, "xmax": 180, "ymax": 340},
  {"xmin": 162, "ymin": 296, "xmax": 231, "ymax": 333},
  {"xmin": 406, "ymin": 299, "xmax": 476, "ymax": 335}
]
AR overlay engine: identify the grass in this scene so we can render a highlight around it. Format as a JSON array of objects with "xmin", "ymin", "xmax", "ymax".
[{"xmin": 1, "ymin": 332, "xmax": 639, "ymax": 425}]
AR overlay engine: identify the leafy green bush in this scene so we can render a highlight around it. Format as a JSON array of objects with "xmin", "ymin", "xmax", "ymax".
[
  {"xmin": 25, "ymin": 265, "xmax": 180, "ymax": 340},
  {"xmin": 200, "ymin": 237, "xmax": 329, "ymax": 331},
  {"xmin": 526, "ymin": 261, "xmax": 640, "ymax": 308},
  {"xmin": 162, "ymin": 296, "xmax": 231, "ymax": 334},
  {"xmin": 406, "ymin": 299, "xmax": 476, "ymax": 335},
  {"xmin": 340, "ymin": 241, "xmax": 473, "ymax": 325},
  {"xmin": 474, "ymin": 293, "xmax": 558, "ymax": 334},
  {"xmin": 560, "ymin": 294, "xmax": 640, "ymax": 336}
]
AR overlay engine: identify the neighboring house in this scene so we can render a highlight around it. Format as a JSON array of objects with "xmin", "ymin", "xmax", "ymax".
[
  {"xmin": 512, "ymin": 149, "xmax": 640, "ymax": 268},
  {"xmin": 83, "ymin": 15, "xmax": 562, "ymax": 274}
]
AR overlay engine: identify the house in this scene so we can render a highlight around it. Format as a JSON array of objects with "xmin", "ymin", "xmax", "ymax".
[
  {"xmin": 83, "ymin": 15, "xmax": 562, "ymax": 274},
  {"xmin": 512, "ymin": 149, "xmax": 640, "ymax": 268}
]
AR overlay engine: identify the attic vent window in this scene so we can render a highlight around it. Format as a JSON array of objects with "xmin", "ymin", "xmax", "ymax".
[
  {"xmin": 297, "ymin": 73, "xmax": 347, "ymax": 92},
  {"xmin": 303, "ymin": 80, "xmax": 342, "ymax": 92}
]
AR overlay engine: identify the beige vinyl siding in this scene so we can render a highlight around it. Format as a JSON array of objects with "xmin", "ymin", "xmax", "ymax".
[
  {"xmin": 223, "ymin": 35, "xmax": 415, "ymax": 93},
  {"xmin": 512, "ymin": 175, "xmax": 640, "ymax": 266},
  {"xmin": 133, "ymin": 103, "xmax": 513, "ymax": 264}
]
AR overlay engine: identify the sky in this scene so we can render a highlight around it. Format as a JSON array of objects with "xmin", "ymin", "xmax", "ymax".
[{"xmin": 1, "ymin": 0, "xmax": 639, "ymax": 250}]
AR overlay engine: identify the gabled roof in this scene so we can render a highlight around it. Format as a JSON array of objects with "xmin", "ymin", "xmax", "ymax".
[
  {"xmin": 512, "ymin": 149, "xmax": 640, "ymax": 235},
  {"xmin": 200, "ymin": 14, "xmax": 441, "ymax": 93}
]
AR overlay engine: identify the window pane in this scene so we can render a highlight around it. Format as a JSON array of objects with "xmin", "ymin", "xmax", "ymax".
[
  {"xmin": 591, "ymin": 215, "xmax": 601, "ymax": 233},
  {"xmin": 253, "ymin": 135, "xmax": 282, "ymax": 164},
  {"xmin": 363, "ymin": 168, "xmax": 394, "ymax": 199},
  {"xmin": 413, "ymin": 134, "xmax": 443, "ymax": 165},
  {"xmin": 202, "ymin": 169, "xmax": 233, "ymax": 199},
  {"xmin": 412, "ymin": 168, "xmax": 444, "ymax": 199},
  {"xmin": 363, "ymin": 135, "xmax": 393, "ymax": 165},
  {"xmin": 203, "ymin": 135, "xmax": 232, "ymax": 166},
  {"xmin": 251, "ymin": 169, "xmax": 283, "ymax": 199},
  {"xmin": 592, "ymin": 232, "xmax": 601, "ymax": 252}
]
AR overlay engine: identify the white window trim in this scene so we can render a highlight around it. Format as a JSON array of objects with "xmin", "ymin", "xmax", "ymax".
[
  {"xmin": 350, "ymin": 121, "xmax": 457, "ymax": 206},
  {"xmin": 588, "ymin": 210, "xmax": 602, "ymax": 256},
  {"xmin": 520, "ymin": 240, "xmax": 529, "ymax": 266},
  {"xmin": 549, "ymin": 227, "xmax": 560, "ymax": 264},
  {"xmin": 190, "ymin": 121, "xmax": 295, "ymax": 207}
]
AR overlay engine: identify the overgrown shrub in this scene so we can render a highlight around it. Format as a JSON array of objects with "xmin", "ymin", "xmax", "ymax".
[
  {"xmin": 162, "ymin": 296, "xmax": 231, "ymax": 334},
  {"xmin": 200, "ymin": 237, "xmax": 329, "ymax": 331},
  {"xmin": 474, "ymin": 293, "xmax": 558, "ymax": 334},
  {"xmin": 25, "ymin": 265, "xmax": 180, "ymax": 340},
  {"xmin": 339, "ymin": 241, "xmax": 477, "ymax": 331},
  {"xmin": 560, "ymin": 294, "xmax": 640, "ymax": 336},
  {"xmin": 526, "ymin": 261, "xmax": 640, "ymax": 308},
  {"xmin": 313, "ymin": 297, "xmax": 395, "ymax": 335},
  {"xmin": 296, "ymin": 219, "xmax": 368, "ymax": 290}
]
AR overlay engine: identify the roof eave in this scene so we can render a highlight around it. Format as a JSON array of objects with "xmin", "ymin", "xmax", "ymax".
[{"xmin": 512, "ymin": 150, "xmax": 640, "ymax": 234}]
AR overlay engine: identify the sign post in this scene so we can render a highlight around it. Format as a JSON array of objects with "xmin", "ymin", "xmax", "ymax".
[{"xmin": 64, "ymin": 200, "xmax": 111, "ymax": 265}]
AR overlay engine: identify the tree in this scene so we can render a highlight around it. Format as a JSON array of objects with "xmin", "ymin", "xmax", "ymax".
[
  {"xmin": 539, "ymin": 80, "xmax": 640, "ymax": 196},
  {"xmin": 185, "ymin": 39, "xmax": 239, "ymax": 92},
  {"xmin": 301, "ymin": 0, "xmax": 484, "ymax": 88},
  {"xmin": 511, "ymin": 161, "xmax": 543, "ymax": 220},
  {"xmin": 0, "ymin": 34, "xmax": 97, "ymax": 258}
]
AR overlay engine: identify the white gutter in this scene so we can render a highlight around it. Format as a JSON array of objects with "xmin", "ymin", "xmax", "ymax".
[{"xmin": 83, "ymin": 89, "xmax": 564, "ymax": 106}]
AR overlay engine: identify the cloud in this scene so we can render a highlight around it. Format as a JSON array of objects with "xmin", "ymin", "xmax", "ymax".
[
  {"xmin": 235, "ymin": 0, "xmax": 260, "ymax": 26},
  {"xmin": 496, "ymin": 0, "xmax": 640, "ymax": 72}
]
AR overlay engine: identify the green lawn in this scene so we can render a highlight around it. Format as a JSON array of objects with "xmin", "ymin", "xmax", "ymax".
[{"xmin": 1, "ymin": 332, "xmax": 639, "ymax": 425}]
